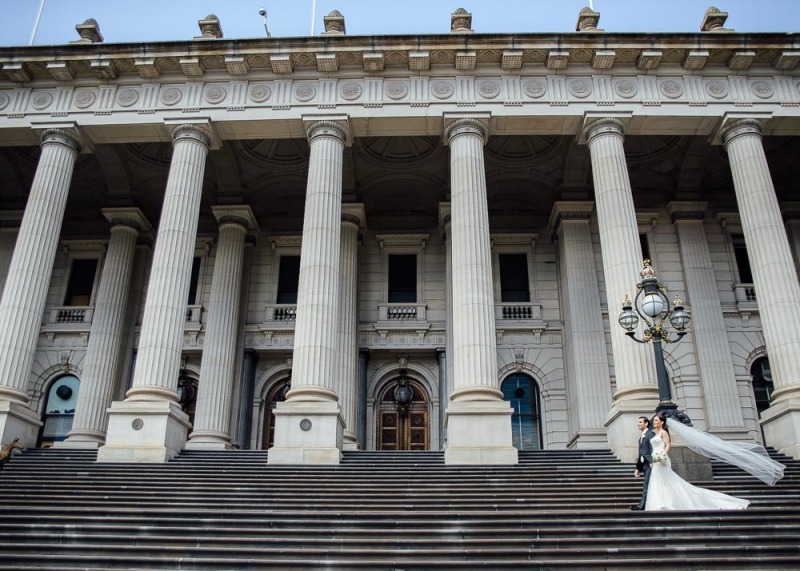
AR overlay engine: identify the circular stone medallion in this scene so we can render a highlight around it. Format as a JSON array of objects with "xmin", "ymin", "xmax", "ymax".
[
  {"xmin": 568, "ymin": 80, "xmax": 592, "ymax": 99},
  {"xmin": 249, "ymin": 84, "xmax": 272, "ymax": 103},
  {"xmin": 614, "ymin": 80, "xmax": 638, "ymax": 99},
  {"xmin": 31, "ymin": 92, "xmax": 53, "ymax": 110},
  {"xmin": 705, "ymin": 80, "xmax": 729, "ymax": 99},
  {"xmin": 73, "ymin": 90, "xmax": 97, "ymax": 109},
  {"xmin": 339, "ymin": 82, "xmax": 363, "ymax": 100},
  {"xmin": 294, "ymin": 83, "xmax": 317, "ymax": 102},
  {"xmin": 477, "ymin": 81, "xmax": 500, "ymax": 99},
  {"xmin": 385, "ymin": 82, "xmax": 408, "ymax": 100},
  {"xmin": 131, "ymin": 418, "xmax": 144, "ymax": 431},
  {"xmin": 750, "ymin": 81, "xmax": 774, "ymax": 99},
  {"xmin": 431, "ymin": 81, "xmax": 454, "ymax": 100},
  {"xmin": 0, "ymin": 93, "xmax": 10, "ymax": 111},
  {"xmin": 523, "ymin": 80, "xmax": 546, "ymax": 98},
  {"xmin": 117, "ymin": 89, "xmax": 140, "ymax": 108},
  {"xmin": 205, "ymin": 86, "xmax": 227, "ymax": 104},
  {"xmin": 299, "ymin": 418, "xmax": 312, "ymax": 431},
  {"xmin": 660, "ymin": 80, "xmax": 684, "ymax": 99},
  {"xmin": 160, "ymin": 87, "xmax": 183, "ymax": 106}
]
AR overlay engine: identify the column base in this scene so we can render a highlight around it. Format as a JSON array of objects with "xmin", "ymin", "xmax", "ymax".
[
  {"xmin": 97, "ymin": 400, "xmax": 191, "ymax": 463},
  {"xmin": 0, "ymin": 400, "xmax": 42, "ymax": 448},
  {"xmin": 760, "ymin": 398, "xmax": 800, "ymax": 459},
  {"xmin": 444, "ymin": 399, "xmax": 518, "ymax": 465},
  {"xmin": 267, "ymin": 399, "xmax": 343, "ymax": 464},
  {"xmin": 566, "ymin": 429, "xmax": 610, "ymax": 450},
  {"xmin": 185, "ymin": 431, "xmax": 234, "ymax": 450},
  {"xmin": 604, "ymin": 394, "xmax": 659, "ymax": 463},
  {"xmin": 57, "ymin": 430, "xmax": 106, "ymax": 449},
  {"xmin": 343, "ymin": 431, "xmax": 359, "ymax": 451},
  {"xmin": 669, "ymin": 445, "xmax": 713, "ymax": 483}
]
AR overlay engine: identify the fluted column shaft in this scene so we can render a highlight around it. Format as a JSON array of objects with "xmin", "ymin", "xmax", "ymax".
[
  {"xmin": 446, "ymin": 119, "xmax": 502, "ymax": 400},
  {"xmin": 584, "ymin": 119, "xmax": 658, "ymax": 397},
  {"xmin": 187, "ymin": 210, "xmax": 250, "ymax": 447},
  {"xmin": 337, "ymin": 208, "xmax": 362, "ymax": 447},
  {"xmin": 670, "ymin": 203, "xmax": 745, "ymax": 430},
  {"xmin": 126, "ymin": 125, "xmax": 211, "ymax": 402},
  {"xmin": 286, "ymin": 121, "xmax": 347, "ymax": 402},
  {"xmin": 551, "ymin": 203, "xmax": 612, "ymax": 447},
  {"xmin": 65, "ymin": 210, "xmax": 145, "ymax": 446},
  {"xmin": 722, "ymin": 120, "xmax": 800, "ymax": 403},
  {"xmin": 0, "ymin": 129, "xmax": 80, "ymax": 403}
]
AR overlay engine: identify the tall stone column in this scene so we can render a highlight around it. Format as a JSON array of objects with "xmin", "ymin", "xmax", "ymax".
[
  {"xmin": 269, "ymin": 117, "xmax": 350, "ymax": 465},
  {"xmin": 549, "ymin": 202, "xmax": 612, "ymax": 449},
  {"xmin": 720, "ymin": 118, "xmax": 800, "ymax": 458},
  {"xmin": 443, "ymin": 115, "xmax": 517, "ymax": 465},
  {"xmin": 357, "ymin": 349, "xmax": 368, "ymax": 448},
  {"xmin": 186, "ymin": 206, "xmax": 257, "ymax": 449},
  {"xmin": 61, "ymin": 208, "xmax": 152, "ymax": 448},
  {"xmin": 0, "ymin": 127, "xmax": 81, "ymax": 446},
  {"xmin": 236, "ymin": 349, "xmax": 259, "ymax": 450},
  {"xmin": 581, "ymin": 116, "xmax": 658, "ymax": 462},
  {"xmin": 338, "ymin": 204, "xmax": 364, "ymax": 450},
  {"xmin": 98, "ymin": 122, "xmax": 214, "ymax": 462},
  {"xmin": 668, "ymin": 202, "xmax": 747, "ymax": 436},
  {"xmin": 439, "ymin": 203, "xmax": 455, "ymax": 419}
]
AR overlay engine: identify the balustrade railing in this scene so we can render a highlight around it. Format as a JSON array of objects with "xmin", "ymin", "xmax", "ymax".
[
  {"xmin": 495, "ymin": 302, "xmax": 541, "ymax": 321},
  {"xmin": 49, "ymin": 306, "xmax": 94, "ymax": 324},
  {"xmin": 265, "ymin": 304, "xmax": 297, "ymax": 322},
  {"xmin": 378, "ymin": 303, "xmax": 427, "ymax": 322}
]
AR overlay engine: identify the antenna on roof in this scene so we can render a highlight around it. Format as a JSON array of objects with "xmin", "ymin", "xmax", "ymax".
[
  {"xmin": 258, "ymin": 7, "xmax": 272, "ymax": 38},
  {"xmin": 310, "ymin": 0, "xmax": 317, "ymax": 35},
  {"xmin": 29, "ymin": 0, "xmax": 47, "ymax": 45}
]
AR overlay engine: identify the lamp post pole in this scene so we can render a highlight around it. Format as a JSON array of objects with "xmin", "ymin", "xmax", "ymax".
[{"xmin": 619, "ymin": 260, "xmax": 692, "ymax": 424}]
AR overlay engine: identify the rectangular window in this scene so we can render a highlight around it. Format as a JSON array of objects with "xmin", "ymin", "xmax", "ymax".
[
  {"xmin": 732, "ymin": 234, "xmax": 753, "ymax": 283},
  {"xmin": 64, "ymin": 259, "xmax": 98, "ymax": 306},
  {"xmin": 276, "ymin": 256, "xmax": 301, "ymax": 304},
  {"xmin": 499, "ymin": 254, "xmax": 530, "ymax": 303},
  {"xmin": 639, "ymin": 233, "xmax": 651, "ymax": 264},
  {"xmin": 388, "ymin": 254, "xmax": 417, "ymax": 303},
  {"xmin": 187, "ymin": 257, "xmax": 202, "ymax": 304}
]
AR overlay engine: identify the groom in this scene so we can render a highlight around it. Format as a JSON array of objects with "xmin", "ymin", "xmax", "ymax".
[{"xmin": 631, "ymin": 415, "xmax": 655, "ymax": 510}]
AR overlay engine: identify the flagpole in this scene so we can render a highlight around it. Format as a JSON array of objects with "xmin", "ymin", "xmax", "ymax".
[
  {"xmin": 29, "ymin": 0, "xmax": 47, "ymax": 45},
  {"xmin": 310, "ymin": 0, "xmax": 317, "ymax": 35}
]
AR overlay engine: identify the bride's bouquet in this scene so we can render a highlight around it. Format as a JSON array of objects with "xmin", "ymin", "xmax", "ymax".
[{"xmin": 652, "ymin": 450, "xmax": 668, "ymax": 465}]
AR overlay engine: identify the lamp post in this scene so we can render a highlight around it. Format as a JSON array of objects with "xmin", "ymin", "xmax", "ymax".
[{"xmin": 618, "ymin": 260, "xmax": 693, "ymax": 424}]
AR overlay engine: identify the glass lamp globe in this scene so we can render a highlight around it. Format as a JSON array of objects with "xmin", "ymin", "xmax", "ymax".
[
  {"xmin": 641, "ymin": 293, "xmax": 665, "ymax": 318},
  {"xmin": 670, "ymin": 308, "xmax": 690, "ymax": 331},
  {"xmin": 618, "ymin": 308, "xmax": 639, "ymax": 331}
]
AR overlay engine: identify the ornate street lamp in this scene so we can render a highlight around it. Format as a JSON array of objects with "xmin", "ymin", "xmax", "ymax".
[{"xmin": 619, "ymin": 260, "xmax": 692, "ymax": 424}]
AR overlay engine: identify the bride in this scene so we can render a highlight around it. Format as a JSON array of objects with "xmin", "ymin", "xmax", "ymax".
[{"xmin": 645, "ymin": 412, "xmax": 784, "ymax": 511}]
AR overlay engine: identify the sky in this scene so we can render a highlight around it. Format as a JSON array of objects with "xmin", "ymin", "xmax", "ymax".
[{"xmin": 1, "ymin": 0, "xmax": 797, "ymax": 47}]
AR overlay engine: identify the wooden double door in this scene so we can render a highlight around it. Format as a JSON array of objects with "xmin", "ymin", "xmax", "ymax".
[{"xmin": 376, "ymin": 378, "xmax": 429, "ymax": 451}]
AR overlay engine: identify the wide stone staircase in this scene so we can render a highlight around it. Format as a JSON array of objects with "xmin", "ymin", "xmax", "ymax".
[{"xmin": 0, "ymin": 447, "xmax": 798, "ymax": 569}]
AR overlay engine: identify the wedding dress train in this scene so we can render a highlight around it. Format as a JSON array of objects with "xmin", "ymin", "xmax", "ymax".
[{"xmin": 644, "ymin": 431, "xmax": 749, "ymax": 511}]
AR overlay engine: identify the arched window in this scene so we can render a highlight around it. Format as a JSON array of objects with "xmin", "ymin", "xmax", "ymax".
[
  {"xmin": 40, "ymin": 375, "xmax": 80, "ymax": 447},
  {"xmin": 750, "ymin": 357, "xmax": 773, "ymax": 416},
  {"xmin": 501, "ymin": 373, "xmax": 542, "ymax": 450}
]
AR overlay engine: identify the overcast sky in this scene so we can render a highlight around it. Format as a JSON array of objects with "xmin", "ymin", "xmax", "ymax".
[{"xmin": 2, "ymin": 0, "xmax": 797, "ymax": 47}]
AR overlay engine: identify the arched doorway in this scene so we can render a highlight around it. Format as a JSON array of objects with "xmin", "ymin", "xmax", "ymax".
[
  {"xmin": 376, "ymin": 376, "xmax": 429, "ymax": 451},
  {"xmin": 501, "ymin": 373, "xmax": 542, "ymax": 450},
  {"xmin": 262, "ymin": 379, "xmax": 291, "ymax": 450},
  {"xmin": 750, "ymin": 357, "xmax": 774, "ymax": 416},
  {"xmin": 40, "ymin": 375, "xmax": 80, "ymax": 447}
]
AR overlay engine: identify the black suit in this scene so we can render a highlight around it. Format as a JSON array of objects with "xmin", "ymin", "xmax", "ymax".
[{"xmin": 634, "ymin": 428, "xmax": 655, "ymax": 509}]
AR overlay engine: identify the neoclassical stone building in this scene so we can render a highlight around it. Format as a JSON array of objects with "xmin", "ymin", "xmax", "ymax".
[{"xmin": 0, "ymin": 7, "xmax": 798, "ymax": 464}]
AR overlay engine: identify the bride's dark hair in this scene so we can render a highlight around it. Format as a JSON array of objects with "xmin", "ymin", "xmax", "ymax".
[{"xmin": 653, "ymin": 412, "xmax": 669, "ymax": 434}]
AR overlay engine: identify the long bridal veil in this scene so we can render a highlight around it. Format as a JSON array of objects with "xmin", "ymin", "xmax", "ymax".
[{"xmin": 668, "ymin": 420, "xmax": 785, "ymax": 486}]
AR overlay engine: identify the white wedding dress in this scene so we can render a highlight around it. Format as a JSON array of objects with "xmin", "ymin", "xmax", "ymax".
[{"xmin": 645, "ymin": 430, "xmax": 749, "ymax": 511}]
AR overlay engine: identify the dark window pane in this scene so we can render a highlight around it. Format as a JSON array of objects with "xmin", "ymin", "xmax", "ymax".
[
  {"xmin": 388, "ymin": 254, "xmax": 416, "ymax": 303},
  {"xmin": 639, "ymin": 234, "xmax": 651, "ymax": 264},
  {"xmin": 277, "ymin": 256, "xmax": 300, "ymax": 304},
  {"xmin": 732, "ymin": 234, "xmax": 753, "ymax": 284},
  {"xmin": 187, "ymin": 257, "xmax": 202, "ymax": 305},
  {"xmin": 64, "ymin": 259, "xmax": 98, "ymax": 306},
  {"xmin": 499, "ymin": 254, "xmax": 530, "ymax": 303}
]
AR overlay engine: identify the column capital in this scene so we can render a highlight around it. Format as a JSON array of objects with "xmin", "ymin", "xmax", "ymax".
[
  {"xmin": 169, "ymin": 123, "xmax": 215, "ymax": 149},
  {"xmin": 548, "ymin": 201, "xmax": 595, "ymax": 230},
  {"xmin": 443, "ymin": 113, "xmax": 489, "ymax": 145},
  {"xmin": 39, "ymin": 127, "xmax": 83, "ymax": 153},
  {"xmin": 667, "ymin": 201, "xmax": 708, "ymax": 222},
  {"xmin": 341, "ymin": 203, "xmax": 366, "ymax": 228},
  {"xmin": 211, "ymin": 205, "xmax": 259, "ymax": 234},
  {"xmin": 102, "ymin": 207, "xmax": 153, "ymax": 235},
  {"xmin": 580, "ymin": 115, "xmax": 630, "ymax": 145},
  {"xmin": 303, "ymin": 115, "xmax": 351, "ymax": 145},
  {"xmin": 719, "ymin": 118, "xmax": 765, "ymax": 147}
]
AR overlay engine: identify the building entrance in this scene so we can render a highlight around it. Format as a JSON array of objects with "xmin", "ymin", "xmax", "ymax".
[{"xmin": 376, "ymin": 378, "xmax": 429, "ymax": 451}]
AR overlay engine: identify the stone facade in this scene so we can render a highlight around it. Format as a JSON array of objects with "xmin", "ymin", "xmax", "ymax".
[{"xmin": 0, "ymin": 9, "xmax": 799, "ymax": 464}]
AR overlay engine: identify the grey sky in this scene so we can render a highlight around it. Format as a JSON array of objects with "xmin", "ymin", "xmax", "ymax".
[{"xmin": 2, "ymin": 0, "xmax": 797, "ymax": 47}]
